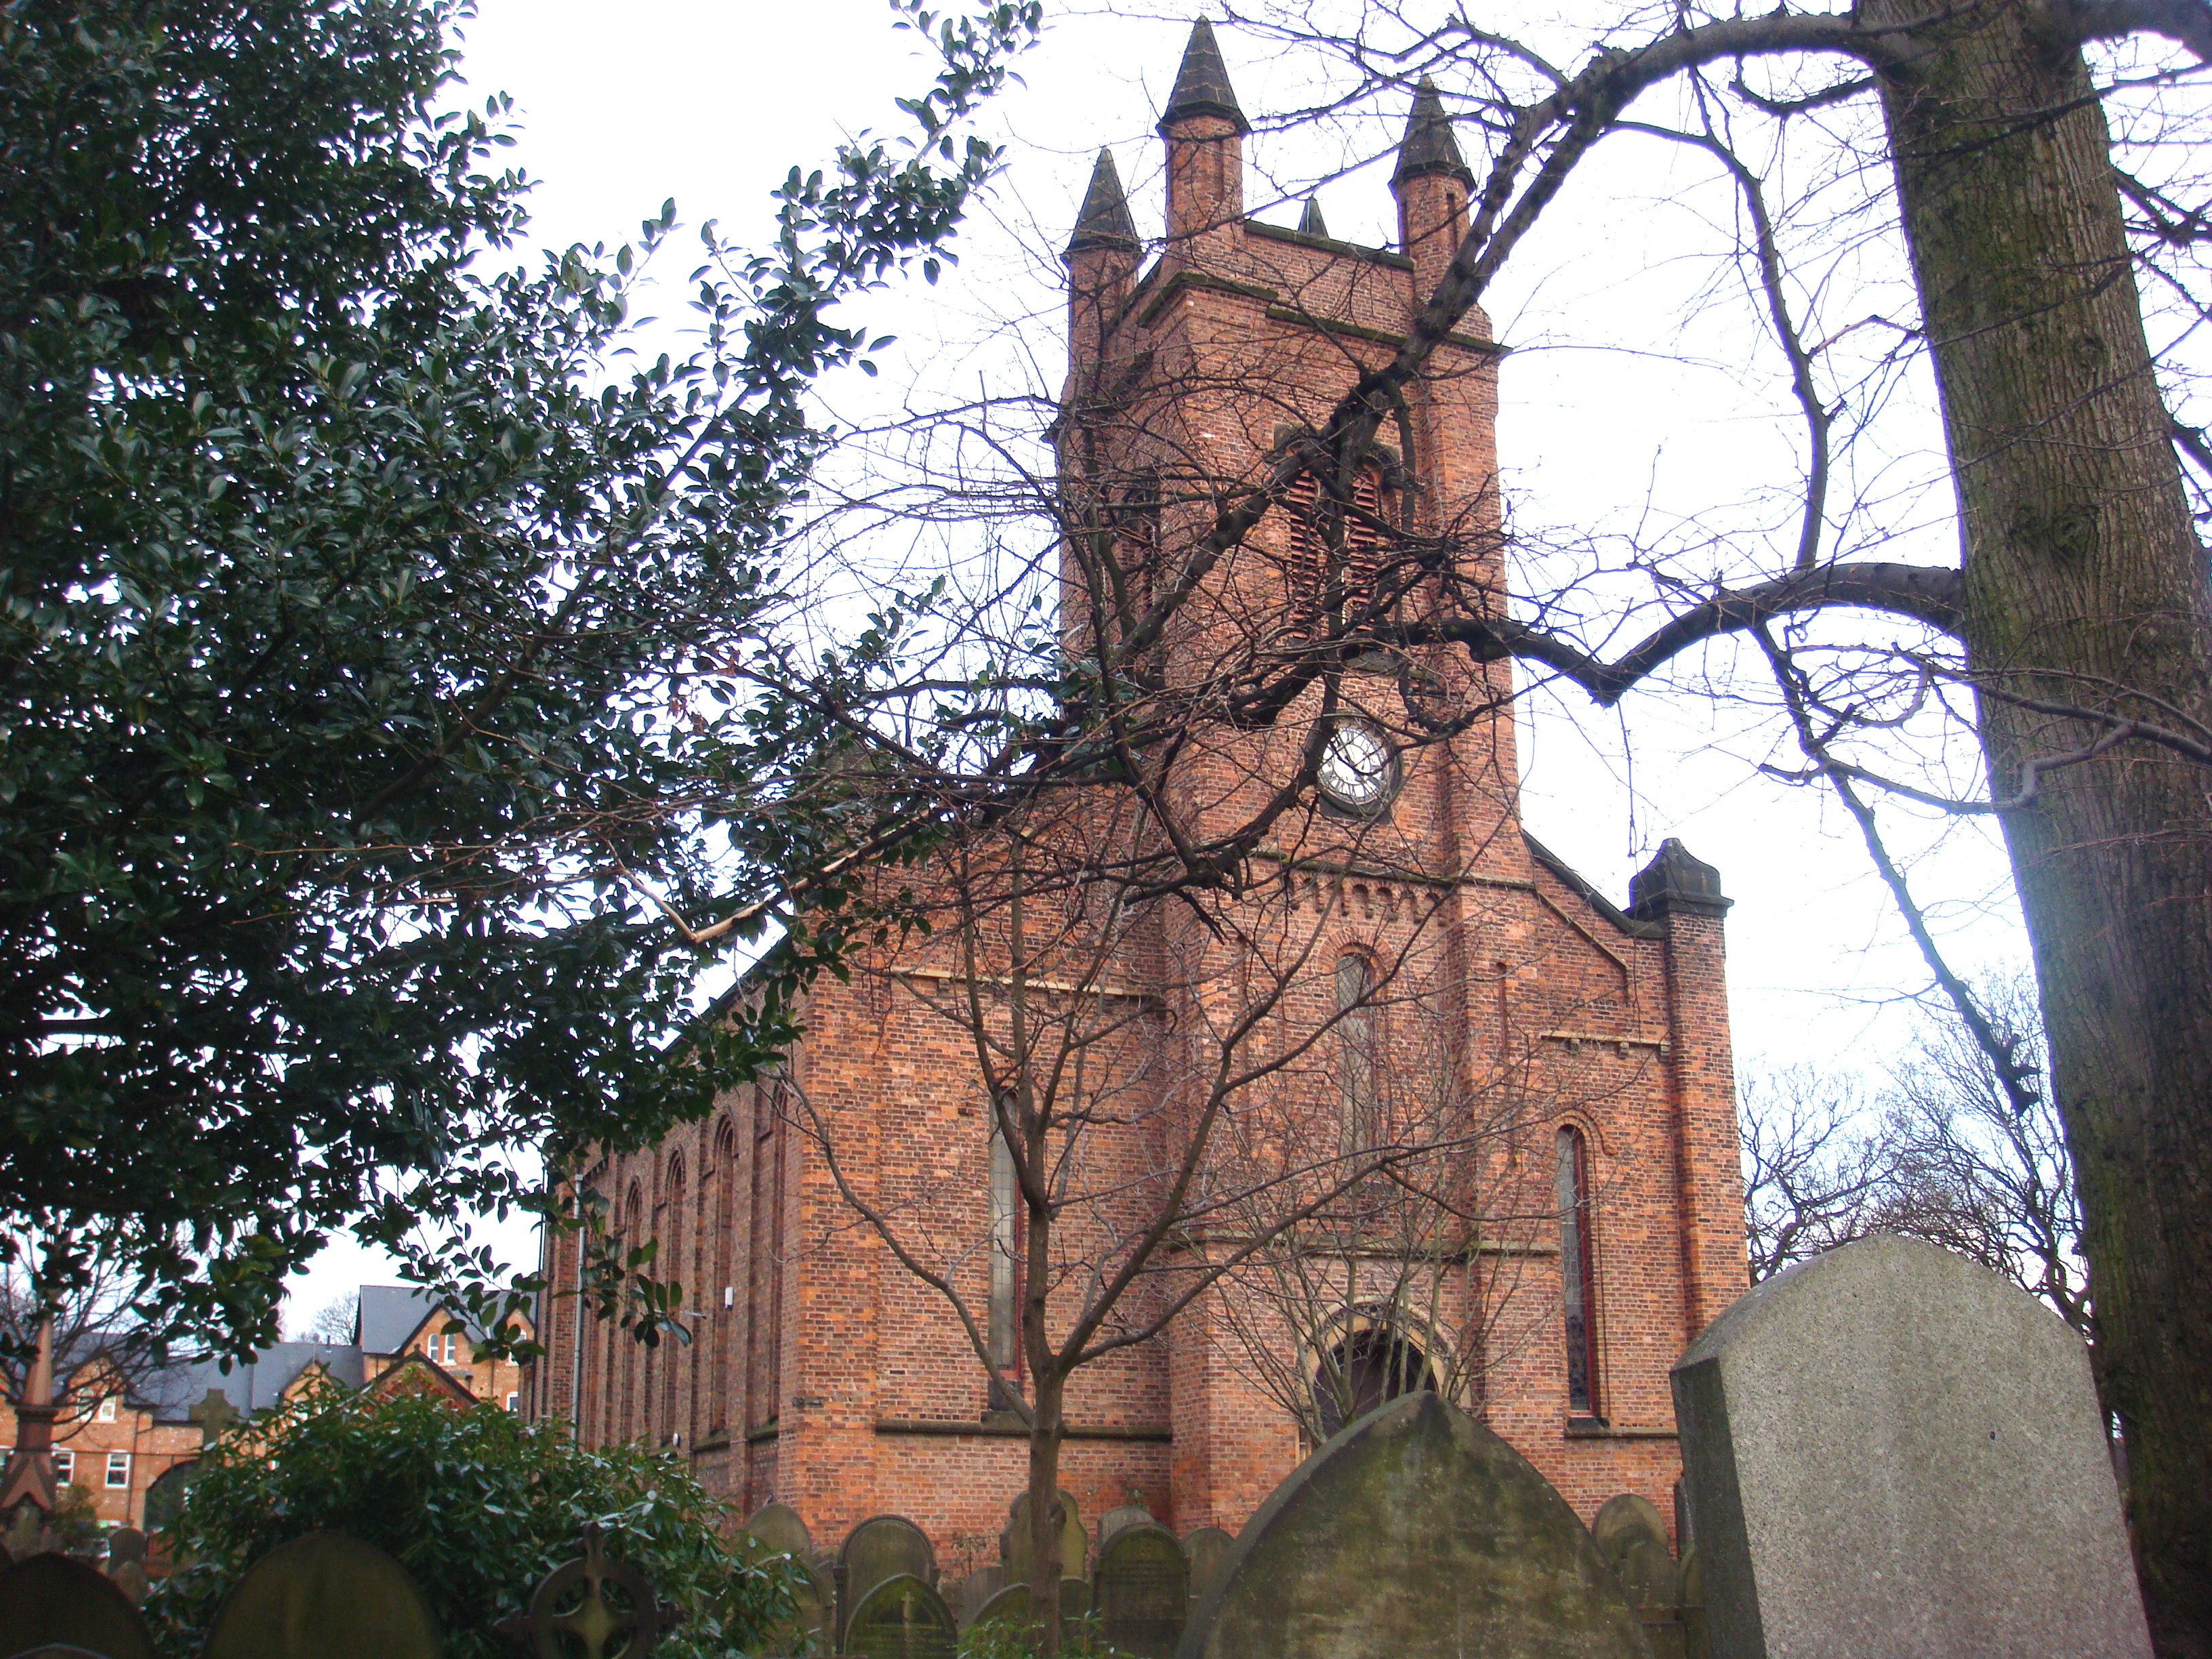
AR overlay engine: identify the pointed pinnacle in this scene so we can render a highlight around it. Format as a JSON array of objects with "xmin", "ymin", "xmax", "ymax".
[
  {"xmin": 1393, "ymin": 76, "xmax": 1474, "ymax": 188},
  {"xmin": 1068, "ymin": 148, "xmax": 1140, "ymax": 255},
  {"xmin": 1297, "ymin": 197, "xmax": 1330, "ymax": 239},
  {"xmin": 1160, "ymin": 18, "xmax": 1249, "ymax": 136}
]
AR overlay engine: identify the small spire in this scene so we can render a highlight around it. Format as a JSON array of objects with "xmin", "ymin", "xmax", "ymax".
[
  {"xmin": 1160, "ymin": 18, "xmax": 1249, "ymax": 136},
  {"xmin": 1067, "ymin": 148, "xmax": 1139, "ymax": 255},
  {"xmin": 1393, "ymin": 77, "xmax": 1474, "ymax": 188},
  {"xmin": 1297, "ymin": 197, "xmax": 1329, "ymax": 238}
]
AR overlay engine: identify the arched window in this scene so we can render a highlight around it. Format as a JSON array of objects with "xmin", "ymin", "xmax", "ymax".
[
  {"xmin": 619, "ymin": 1180, "xmax": 644, "ymax": 1441},
  {"xmin": 1555, "ymin": 1128, "xmax": 1598, "ymax": 1416},
  {"xmin": 661, "ymin": 1155, "xmax": 686, "ymax": 1443},
  {"xmin": 709, "ymin": 1118, "xmax": 739, "ymax": 1439},
  {"xmin": 1284, "ymin": 465, "xmax": 1388, "ymax": 632},
  {"xmin": 1335, "ymin": 954, "xmax": 1378, "ymax": 1155},
  {"xmin": 1313, "ymin": 1322, "xmax": 1435, "ymax": 1439},
  {"xmin": 987, "ymin": 1100, "xmax": 1021, "ymax": 1403}
]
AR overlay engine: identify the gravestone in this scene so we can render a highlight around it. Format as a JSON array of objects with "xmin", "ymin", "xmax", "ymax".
[
  {"xmin": 106, "ymin": 1526, "xmax": 150, "ymax": 1603},
  {"xmin": 1672, "ymin": 1233, "xmax": 2151, "ymax": 1659},
  {"xmin": 1176, "ymin": 1391, "xmax": 1647, "ymax": 1659},
  {"xmin": 1002, "ymin": 1486, "xmax": 1085, "ymax": 1584},
  {"xmin": 1099, "ymin": 1501, "xmax": 1153, "ymax": 1547},
  {"xmin": 745, "ymin": 1500, "xmax": 813, "ymax": 1561},
  {"xmin": 0, "ymin": 1551, "xmax": 155, "ymax": 1659},
  {"xmin": 1592, "ymin": 1495, "xmax": 1676, "ymax": 1612},
  {"xmin": 203, "ymin": 1530, "xmax": 441, "ymax": 1659},
  {"xmin": 1180, "ymin": 1526, "xmax": 1233, "ymax": 1610},
  {"xmin": 188, "ymin": 1387, "xmax": 239, "ymax": 1446},
  {"xmin": 951, "ymin": 1563, "xmax": 1006, "ymax": 1626},
  {"xmin": 1094, "ymin": 1522, "xmax": 1188, "ymax": 1659},
  {"xmin": 843, "ymin": 1572, "xmax": 957, "ymax": 1659},
  {"xmin": 841, "ymin": 1515, "xmax": 936, "ymax": 1638},
  {"xmin": 970, "ymin": 1580, "xmax": 1088, "ymax": 1631}
]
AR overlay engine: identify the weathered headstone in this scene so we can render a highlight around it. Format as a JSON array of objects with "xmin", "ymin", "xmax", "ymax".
[
  {"xmin": 951, "ymin": 1563, "xmax": 1006, "ymax": 1626},
  {"xmin": 106, "ymin": 1526, "xmax": 150, "ymax": 1604},
  {"xmin": 1099, "ymin": 1501, "xmax": 1153, "ymax": 1547},
  {"xmin": 1002, "ymin": 1487, "xmax": 1085, "ymax": 1585},
  {"xmin": 188, "ymin": 1387, "xmax": 239, "ymax": 1446},
  {"xmin": 1593, "ymin": 1494, "xmax": 1677, "ymax": 1614},
  {"xmin": 1176, "ymin": 1391, "xmax": 1647, "ymax": 1659},
  {"xmin": 203, "ymin": 1530, "xmax": 441, "ymax": 1659},
  {"xmin": 1094, "ymin": 1522, "xmax": 1188, "ymax": 1659},
  {"xmin": 969, "ymin": 1579, "xmax": 1088, "ymax": 1631},
  {"xmin": 745, "ymin": 1500, "xmax": 813, "ymax": 1561},
  {"xmin": 841, "ymin": 1514, "xmax": 937, "ymax": 1637},
  {"xmin": 843, "ymin": 1572, "xmax": 957, "ymax": 1659},
  {"xmin": 1180, "ymin": 1525, "xmax": 1233, "ymax": 1610},
  {"xmin": 0, "ymin": 1551, "xmax": 155, "ymax": 1659},
  {"xmin": 1672, "ymin": 1233, "xmax": 2151, "ymax": 1659}
]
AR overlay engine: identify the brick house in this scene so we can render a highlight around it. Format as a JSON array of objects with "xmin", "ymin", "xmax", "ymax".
[
  {"xmin": 1, "ymin": 1286, "xmax": 528, "ymax": 1535},
  {"xmin": 527, "ymin": 24, "xmax": 1746, "ymax": 1575}
]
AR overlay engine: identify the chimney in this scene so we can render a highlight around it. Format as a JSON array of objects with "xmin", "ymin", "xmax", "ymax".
[{"xmin": 1159, "ymin": 19, "xmax": 1246, "ymax": 259}]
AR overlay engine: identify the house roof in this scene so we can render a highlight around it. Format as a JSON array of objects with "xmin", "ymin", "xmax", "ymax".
[
  {"xmin": 144, "ymin": 1343, "xmax": 366, "ymax": 1423},
  {"xmin": 355, "ymin": 1285, "xmax": 487, "ymax": 1355}
]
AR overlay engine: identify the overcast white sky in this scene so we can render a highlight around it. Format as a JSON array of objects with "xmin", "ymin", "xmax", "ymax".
[{"xmin": 283, "ymin": 1, "xmax": 2033, "ymax": 1329}]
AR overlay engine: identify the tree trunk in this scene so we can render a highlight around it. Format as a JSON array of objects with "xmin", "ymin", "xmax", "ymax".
[
  {"xmin": 1026, "ymin": 1369, "xmax": 1068, "ymax": 1650},
  {"xmin": 1864, "ymin": 3, "xmax": 2212, "ymax": 1650}
]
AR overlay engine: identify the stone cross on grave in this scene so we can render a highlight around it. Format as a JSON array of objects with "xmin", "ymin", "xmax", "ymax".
[{"xmin": 188, "ymin": 1388, "xmax": 239, "ymax": 1446}]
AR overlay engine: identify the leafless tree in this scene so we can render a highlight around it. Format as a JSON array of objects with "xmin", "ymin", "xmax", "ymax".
[
  {"xmin": 1737, "ymin": 1064, "xmax": 1888, "ymax": 1283},
  {"xmin": 779, "ymin": 769, "xmax": 1592, "ymax": 1641},
  {"xmin": 297, "ymin": 1291, "xmax": 361, "ymax": 1346},
  {"xmin": 1, "ymin": 1227, "xmax": 188, "ymax": 1431},
  {"xmin": 1878, "ymin": 975, "xmax": 2087, "ymax": 1339}
]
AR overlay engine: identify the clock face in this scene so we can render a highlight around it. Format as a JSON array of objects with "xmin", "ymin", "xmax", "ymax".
[{"xmin": 1317, "ymin": 718, "xmax": 1398, "ymax": 815}]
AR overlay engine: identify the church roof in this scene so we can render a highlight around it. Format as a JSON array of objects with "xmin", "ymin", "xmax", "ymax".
[
  {"xmin": 1393, "ymin": 77, "xmax": 1475, "ymax": 188},
  {"xmin": 1068, "ymin": 148, "xmax": 1140, "ymax": 255},
  {"xmin": 1160, "ymin": 18, "xmax": 1249, "ymax": 136}
]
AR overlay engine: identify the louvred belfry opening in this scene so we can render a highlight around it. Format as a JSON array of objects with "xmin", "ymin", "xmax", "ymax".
[{"xmin": 1282, "ymin": 466, "xmax": 1389, "ymax": 632}]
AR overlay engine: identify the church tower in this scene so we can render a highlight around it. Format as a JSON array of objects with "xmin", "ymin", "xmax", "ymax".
[{"xmin": 529, "ymin": 22, "xmax": 1746, "ymax": 1580}]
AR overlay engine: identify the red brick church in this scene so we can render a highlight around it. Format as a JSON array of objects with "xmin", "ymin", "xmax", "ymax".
[{"xmin": 527, "ymin": 23, "xmax": 1746, "ymax": 1576}]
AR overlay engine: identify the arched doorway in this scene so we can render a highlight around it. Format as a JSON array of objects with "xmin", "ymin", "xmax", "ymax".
[{"xmin": 1312, "ymin": 1322, "xmax": 1437, "ymax": 1439}]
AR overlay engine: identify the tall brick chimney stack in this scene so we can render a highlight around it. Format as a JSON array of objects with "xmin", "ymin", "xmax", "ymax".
[
  {"xmin": 1158, "ymin": 19, "xmax": 1246, "ymax": 264},
  {"xmin": 1391, "ymin": 78, "xmax": 1480, "ymax": 331},
  {"xmin": 1064, "ymin": 147, "xmax": 1141, "ymax": 391}
]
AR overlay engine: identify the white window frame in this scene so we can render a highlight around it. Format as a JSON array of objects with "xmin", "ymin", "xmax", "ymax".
[
  {"xmin": 105, "ymin": 1450, "xmax": 131, "ymax": 1489},
  {"xmin": 52, "ymin": 1448, "xmax": 72, "ymax": 1482},
  {"xmin": 96, "ymin": 1395, "xmax": 118, "ymax": 1422}
]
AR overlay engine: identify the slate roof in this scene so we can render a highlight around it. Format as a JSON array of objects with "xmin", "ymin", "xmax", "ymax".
[
  {"xmin": 1068, "ymin": 148, "xmax": 1140, "ymax": 255},
  {"xmin": 1393, "ymin": 77, "xmax": 1475, "ymax": 188},
  {"xmin": 142, "ymin": 1343, "xmax": 365, "ymax": 1424},
  {"xmin": 1160, "ymin": 18, "xmax": 1248, "ymax": 135},
  {"xmin": 355, "ymin": 1285, "xmax": 485, "ymax": 1355}
]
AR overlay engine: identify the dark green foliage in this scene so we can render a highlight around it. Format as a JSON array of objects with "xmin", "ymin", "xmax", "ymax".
[
  {"xmin": 0, "ymin": 0, "xmax": 1035, "ymax": 1357},
  {"xmin": 144, "ymin": 1383, "xmax": 795, "ymax": 1659}
]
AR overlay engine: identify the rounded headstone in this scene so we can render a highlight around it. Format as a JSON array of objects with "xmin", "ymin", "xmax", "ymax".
[
  {"xmin": 1094, "ymin": 1523, "xmax": 1189, "ymax": 1659},
  {"xmin": 106, "ymin": 1528, "xmax": 148, "ymax": 1567},
  {"xmin": 1176, "ymin": 1391, "xmax": 1647, "ymax": 1659},
  {"xmin": 745, "ymin": 1500, "xmax": 813, "ymax": 1561},
  {"xmin": 1591, "ymin": 1494, "xmax": 1668, "ymax": 1572},
  {"xmin": 840, "ymin": 1515, "xmax": 936, "ymax": 1639},
  {"xmin": 844, "ymin": 1571, "xmax": 957, "ymax": 1659},
  {"xmin": 970, "ymin": 1581, "xmax": 1033, "ymax": 1630},
  {"xmin": 1614, "ymin": 1536, "xmax": 1679, "ymax": 1611},
  {"xmin": 0, "ymin": 1552, "xmax": 155, "ymax": 1659},
  {"xmin": 203, "ymin": 1530, "xmax": 441, "ymax": 1659}
]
